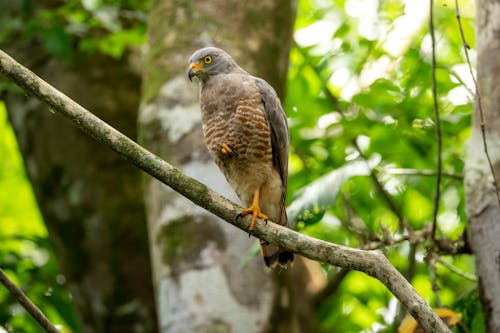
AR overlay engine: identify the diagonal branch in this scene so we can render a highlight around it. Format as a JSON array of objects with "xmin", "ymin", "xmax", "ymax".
[
  {"xmin": 0, "ymin": 268, "xmax": 60, "ymax": 333},
  {"xmin": 0, "ymin": 49, "xmax": 451, "ymax": 333}
]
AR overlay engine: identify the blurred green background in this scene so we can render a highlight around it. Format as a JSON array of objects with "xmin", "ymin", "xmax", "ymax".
[{"xmin": 0, "ymin": 0, "xmax": 483, "ymax": 332}]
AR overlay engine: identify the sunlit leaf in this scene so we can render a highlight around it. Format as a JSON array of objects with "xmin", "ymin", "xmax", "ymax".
[{"xmin": 288, "ymin": 157, "xmax": 380, "ymax": 226}]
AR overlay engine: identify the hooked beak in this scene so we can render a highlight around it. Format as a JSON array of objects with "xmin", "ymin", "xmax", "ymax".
[
  {"xmin": 188, "ymin": 68, "xmax": 196, "ymax": 81},
  {"xmin": 188, "ymin": 62, "xmax": 204, "ymax": 81}
]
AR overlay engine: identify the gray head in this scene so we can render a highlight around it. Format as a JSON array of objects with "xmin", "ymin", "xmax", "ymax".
[{"xmin": 187, "ymin": 47, "xmax": 241, "ymax": 83}]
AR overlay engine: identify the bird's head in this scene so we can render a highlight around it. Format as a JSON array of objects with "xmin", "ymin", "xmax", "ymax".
[{"xmin": 187, "ymin": 47, "xmax": 239, "ymax": 83}]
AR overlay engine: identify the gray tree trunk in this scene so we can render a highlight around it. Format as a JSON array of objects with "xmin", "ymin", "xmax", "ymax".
[
  {"xmin": 465, "ymin": 0, "xmax": 500, "ymax": 331},
  {"xmin": 1, "ymin": 2, "xmax": 157, "ymax": 332},
  {"xmin": 139, "ymin": 1, "xmax": 319, "ymax": 332}
]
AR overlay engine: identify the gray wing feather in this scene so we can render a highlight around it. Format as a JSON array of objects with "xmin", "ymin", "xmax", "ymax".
[
  {"xmin": 255, "ymin": 78, "xmax": 294, "ymax": 264},
  {"xmin": 254, "ymin": 78, "xmax": 289, "ymax": 195}
]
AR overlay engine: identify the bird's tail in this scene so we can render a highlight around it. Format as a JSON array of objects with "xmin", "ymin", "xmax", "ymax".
[
  {"xmin": 260, "ymin": 240, "xmax": 294, "ymax": 268},
  {"xmin": 259, "ymin": 194, "xmax": 293, "ymax": 268}
]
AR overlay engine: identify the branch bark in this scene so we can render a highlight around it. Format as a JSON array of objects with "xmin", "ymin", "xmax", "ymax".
[
  {"xmin": 0, "ymin": 49, "xmax": 451, "ymax": 333},
  {"xmin": 0, "ymin": 268, "xmax": 60, "ymax": 333}
]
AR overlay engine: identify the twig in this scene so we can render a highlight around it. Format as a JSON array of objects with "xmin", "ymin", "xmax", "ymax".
[
  {"xmin": 0, "ymin": 49, "xmax": 451, "ymax": 333},
  {"xmin": 428, "ymin": 254, "xmax": 442, "ymax": 307},
  {"xmin": 435, "ymin": 235, "xmax": 471, "ymax": 255},
  {"xmin": 364, "ymin": 230, "xmax": 471, "ymax": 255},
  {"xmin": 447, "ymin": 68, "xmax": 475, "ymax": 97},
  {"xmin": 429, "ymin": 0, "xmax": 443, "ymax": 247},
  {"xmin": 454, "ymin": 0, "xmax": 500, "ymax": 205},
  {"xmin": 0, "ymin": 268, "xmax": 60, "ymax": 333},
  {"xmin": 384, "ymin": 168, "xmax": 462, "ymax": 180},
  {"xmin": 353, "ymin": 140, "xmax": 410, "ymax": 231},
  {"xmin": 312, "ymin": 268, "xmax": 349, "ymax": 307},
  {"xmin": 436, "ymin": 257, "xmax": 477, "ymax": 282},
  {"xmin": 363, "ymin": 235, "xmax": 410, "ymax": 250}
]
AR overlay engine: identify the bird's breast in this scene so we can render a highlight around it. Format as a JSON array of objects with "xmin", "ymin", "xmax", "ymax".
[{"xmin": 200, "ymin": 75, "xmax": 273, "ymax": 169}]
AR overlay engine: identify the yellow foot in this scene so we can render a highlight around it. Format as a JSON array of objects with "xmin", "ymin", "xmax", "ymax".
[
  {"xmin": 221, "ymin": 143, "xmax": 238, "ymax": 157},
  {"xmin": 237, "ymin": 189, "xmax": 267, "ymax": 237},
  {"xmin": 239, "ymin": 206, "xmax": 268, "ymax": 237}
]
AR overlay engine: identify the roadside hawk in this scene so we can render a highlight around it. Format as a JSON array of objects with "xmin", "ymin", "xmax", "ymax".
[{"xmin": 187, "ymin": 47, "xmax": 293, "ymax": 268}]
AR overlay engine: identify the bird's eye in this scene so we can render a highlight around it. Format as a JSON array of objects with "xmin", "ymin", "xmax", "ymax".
[{"xmin": 203, "ymin": 56, "xmax": 213, "ymax": 64}]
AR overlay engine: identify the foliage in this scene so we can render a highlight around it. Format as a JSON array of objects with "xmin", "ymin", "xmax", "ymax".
[
  {"xmin": 0, "ymin": 102, "xmax": 79, "ymax": 332},
  {"xmin": 0, "ymin": 0, "xmax": 485, "ymax": 332},
  {"xmin": 0, "ymin": 0, "xmax": 149, "ymax": 61},
  {"xmin": 287, "ymin": 0, "xmax": 481, "ymax": 331}
]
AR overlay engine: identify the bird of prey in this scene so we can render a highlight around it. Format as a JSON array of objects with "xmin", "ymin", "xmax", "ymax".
[{"xmin": 187, "ymin": 47, "xmax": 293, "ymax": 268}]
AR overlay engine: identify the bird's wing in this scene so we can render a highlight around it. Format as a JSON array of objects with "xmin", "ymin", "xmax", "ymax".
[{"xmin": 254, "ymin": 78, "xmax": 290, "ymax": 195}]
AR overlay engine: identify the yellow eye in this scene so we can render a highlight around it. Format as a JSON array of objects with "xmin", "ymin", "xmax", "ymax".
[{"xmin": 203, "ymin": 56, "xmax": 213, "ymax": 64}]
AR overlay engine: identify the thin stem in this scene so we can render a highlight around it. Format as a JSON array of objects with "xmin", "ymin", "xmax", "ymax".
[
  {"xmin": 313, "ymin": 268, "xmax": 349, "ymax": 307},
  {"xmin": 447, "ymin": 68, "xmax": 475, "ymax": 97},
  {"xmin": 429, "ymin": 0, "xmax": 443, "ymax": 247},
  {"xmin": 0, "ymin": 268, "xmax": 60, "ymax": 333},
  {"xmin": 428, "ymin": 255, "xmax": 442, "ymax": 307},
  {"xmin": 454, "ymin": 0, "xmax": 500, "ymax": 205},
  {"xmin": 384, "ymin": 168, "xmax": 462, "ymax": 180},
  {"xmin": 353, "ymin": 139, "xmax": 407, "ymax": 227},
  {"xmin": 436, "ymin": 257, "xmax": 477, "ymax": 282}
]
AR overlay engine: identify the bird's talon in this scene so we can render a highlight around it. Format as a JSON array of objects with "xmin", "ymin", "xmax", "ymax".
[
  {"xmin": 240, "ymin": 206, "xmax": 267, "ymax": 238},
  {"xmin": 221, "ymin": 143, "xmax": 238, "ymax": 157}
]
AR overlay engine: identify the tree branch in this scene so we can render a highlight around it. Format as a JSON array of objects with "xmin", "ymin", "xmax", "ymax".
[
  {"xmin": 0, "ymin": 268, "xmax": 60, "ymax": 333},
  {"xmin": 0, "ymin": 49, "xmax": 451, "ymax": 333},
  {"xmin": 312, "ymin": 268, "xmax": 349, "ymax": 307},
  {"xmin": 429, "ymin": 0, "xmax": 443, "ymax": 248}
]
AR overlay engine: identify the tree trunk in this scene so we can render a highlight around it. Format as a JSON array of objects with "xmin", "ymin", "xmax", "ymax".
[
  {"xmin": 2, "ymin": 3, "xmax": 157, "ymax": 332},
  {"xmin": 465, "ymin": 0, "xmax": 500, "ymax": 331},
  {"xmin": 139, "ymin": 1, "xmax": 320, "ymax": 332}
]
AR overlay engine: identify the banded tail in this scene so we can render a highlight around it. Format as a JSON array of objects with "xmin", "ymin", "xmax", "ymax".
[{"xmin": 260, "ymin": 240, "xmax": 294, "ymax": 268}]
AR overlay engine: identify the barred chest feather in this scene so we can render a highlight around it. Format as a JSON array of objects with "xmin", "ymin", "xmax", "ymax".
[
  {"xmin": 200, "ymin": 74, "xmax": 273, "ymax": 165},
  {"xmin": 199, "ymin": 73, "xmax": 275, "ymax": 202}
]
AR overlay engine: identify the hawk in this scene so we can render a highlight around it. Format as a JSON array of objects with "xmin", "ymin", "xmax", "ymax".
[{"xmin": 187, "ymin": 47, "xmax": 293, "ymax": 268}]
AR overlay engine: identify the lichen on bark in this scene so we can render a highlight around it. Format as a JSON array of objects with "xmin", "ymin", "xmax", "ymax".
[{"xmin": 157, "ymin": 215, "xmax": 227, "ymax": 271}]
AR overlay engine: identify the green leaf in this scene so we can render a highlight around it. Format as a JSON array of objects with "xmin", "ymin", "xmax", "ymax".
[
  {"xmin": 351, "ymin": 78, "xmax": 403, "ymax": 111},
  {"xmin": 43, "ymin": 24, "xmax": 72, "ymax": 60},
  {"xmin": 288, "ymin": 157, "xmax": 380, "ymax": 226}
]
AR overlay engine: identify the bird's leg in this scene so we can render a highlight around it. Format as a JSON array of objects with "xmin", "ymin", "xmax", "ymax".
[
  {"xmin": 238, "ymin": 188, "xmax": 268, "ymax": 237},
  {"xmin": 221, "ymin": 142, "xmax": 238, "ymax": 157}
]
